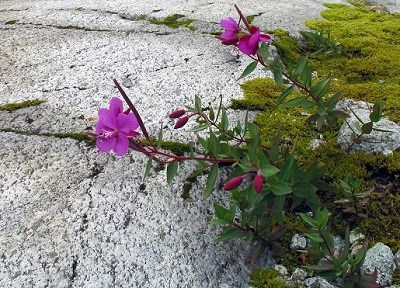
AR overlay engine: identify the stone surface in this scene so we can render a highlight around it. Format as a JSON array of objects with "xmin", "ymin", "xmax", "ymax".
[
  {"xmin": 337, "ymin": 99, "xmax": 400, "ymax": 154},
  {"xmin": 274, "ymin": 264, "xmax": 289, "ymax": 275},
  {"xmin": 291, "ymin": 268, "xmax": 308, "ymax": 282},
  {"xmin": 290, "ymin": 233, "xmax": 308, "ymax": 251},
  {"xmin": 361, "ymin": 242, "xmax": 396, "ymax": 286},
  {"xmin": 304, "ymin": 276, "xmax": 337, "ymax": 288},
  {"xmin": 395, "ymin": 250, "xmax": 400, "ymax": 269}
]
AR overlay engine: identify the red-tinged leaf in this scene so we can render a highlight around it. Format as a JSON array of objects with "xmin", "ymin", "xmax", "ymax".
[{"xmin": 342, "ymin": 207, "xmax": 356, "ymax": 213}]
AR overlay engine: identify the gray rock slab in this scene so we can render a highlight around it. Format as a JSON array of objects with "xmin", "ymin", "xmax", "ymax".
[
  {"xmin": 337, "ymin": 100, "xmax": 400, "ymax": 154},
  {"xmin": 361, "ymin": 242, "xmax": 396, "ymax": 286}
]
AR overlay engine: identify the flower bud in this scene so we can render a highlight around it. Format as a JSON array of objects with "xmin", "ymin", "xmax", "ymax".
[
  {"xmin": 223, "ymin": 176, "xmax": 243, "ymax": 191},
  {"xmin": 174, "ymin": 116, "xmax": 189, "ymax": 129},
  {"xmin": 253, "ymin": 170, "xmax": 264, "ymax": 194},
  {"xmin": 169, "ymin": 109, "xmax": 186, "ymax": 119}
]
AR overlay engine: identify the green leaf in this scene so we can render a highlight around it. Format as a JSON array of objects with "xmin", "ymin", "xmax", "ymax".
[
  {"xmin": 292, "ymin": 56, "xmax": 308, "ymax": 79},
  {"xmin": 216, "ymin": 227, "xmax": 240, "ymax": 241},
  {"xmin": 209, "ymin": 130, "xmax": 220, "ymax": 157},
  {"xmin": 280, "ymin": 96, "xmax": 315, "ymax": 108},
  {"xmin": 143, "ymin": 156, "xmax": 153, "ymax": 182},
  {"xmin": 238, "ymin": 61, "xmax": 258, "ymax": 80},
  {"xmin": 300, "ymin": 213, "xmax": 318, "ymax": 228},
  {"xmin": 204, "ymin": 164, "xmax": 218, "ymax": 198},
  {"xmin": 325, "ymin": 91, "xmax": 342, "ymax": 109},
  {"xmin": 210, "ymin": 218, "xmax": 229, "ymax": 225},
  {"xmin": 214, "ymin": 203, "xmax": 229, "ymax": 220},
  {"xmin": 273, "ymin": 68, "xmax": 284, "ymax": 86},
  {"xmin": 299, "ymin": 65, "xmax": 312, "ymax": 88},
  {"xmin": 272, "ymin": 196, "xmax": 285, "ymax": 222},
  {"xmin": 276, "ymin": 86, "xmax": 294, "ymax": 105},
  {"xmin": 370, "ymin": 101, "xmax": 384, "ymax": 123},
  {"xmin": 361, "ymin": 122, "xmax": 373, "ymax": 134},
  {"xmin": 311, "ymin": 77, "xmax": 331, "ymax": 99},
  {"xmin": 257, "ymin": 42, "xmax": 269, "ymax": 59},
  {"xmin": 305, "ymin": 232, "xmax": 324, "ymax": 243},
  {"xmin": 157, "ymin": 123, "xmax": 163, "ymax": 149},
  {"xmin": 293, "ymin": 181, "xmax": 317, "ymax": 198},
  {"xmin": 194, "ymin": 95, "xmax": 202, "ymax": 112},
  {"xmin": 261, "ymin": 164, "xmax": 280, "ymax": 177},
  {"xmin": 271, "ymin": 181, "xmax": 292, "ymax": 196},
  {"xmin": 166, "ymin": 161, "xmax": 178, "ymax": 184},
  {"xmin": 189, "ymin": 124, "xmax": 208, "ymax": 132},
  {"xmin": 208, "ymin": 108, "xmax": 215, "ymax": 121},
  {"xmin": 280, "ymin": 155, "xmax": 294, "ymax": 182},
  {"xmin": 220, "ymin": 107, "xmax": 229, "ymax": 131}
]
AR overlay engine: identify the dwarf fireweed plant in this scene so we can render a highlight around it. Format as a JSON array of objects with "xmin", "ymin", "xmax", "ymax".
[{"xmin": 93, "ymin": 5, "xmax": 382, "ymax": 287}]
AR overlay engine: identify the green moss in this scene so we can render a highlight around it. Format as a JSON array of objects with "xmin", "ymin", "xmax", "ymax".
[
  {"xmin": 230, "ymin": 78, "xmax": 283, "ymax": 110},
  {"xmin": 159, "ymin": 140, "xmax": 190, "ymax": 156},
  {"xmin": 0, "ymin": 99, "xmax": 45, "ymax": 111},
  {"xmin": 0, "ymin": 129, "xmax": 95, "ymax": 146},
  {"xmin": 358, "ymin": 192, "xmax": 400, "ymax": 250},
  {"xmin": 141, "ymin": 139, "xmax": 190, "ymax": 156},
  {"xmin": 149, "ymin": 14, "xmax": 195, "ymax": 30},
  {"xmin": 137, "ymin": 14, "xmax": 148, "ymax": 21},
  {"xmin": 249, "ymin": 268, "xmax": 290, "ymax": 288},
  {"xmin": 5, "ymin": 20, "xmax": 17, "ymax": 25},
  {"xmin": 271, "ymin": 29, "xmax": 303, "ymax": 70},
  {"xmin": 49, "ymin": 132, "xmax": 95, "ymax": 146}
]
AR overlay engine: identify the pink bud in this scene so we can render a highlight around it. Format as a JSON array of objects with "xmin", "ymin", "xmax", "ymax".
[
  {"xmin": 169, "ymin": 109, "xmax": 186, "ymax": 119},
  {"xmin": 174, "ymin": 116, "xmax": 189, "ymax": 129},
  {"xmin": 253, "ymin": 170, "xmax": 264, "ymax": 194},
  {"xmin": 223, "ymin": 176, "xmax": 243, "ymax": 191}
]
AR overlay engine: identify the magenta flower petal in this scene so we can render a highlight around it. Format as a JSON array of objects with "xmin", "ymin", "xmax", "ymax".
[
  {"xmin": 116, "ymin": 113, "xmax": 139, "ymax": 134},
  {"xmin": 97, "ymin": 108, "xmax": 117, "ymax": 130},
  {"xmin": 114, "ymin": 134, "xmax": 129, "ymax": 156},
  {"xmin": 219, "ymin": 17, "xmax": 240, "ymax": 45},
  {"xmin": 96, "ymin": 136, "xmax": 117, "ymax": 152},
  {"xmin": 238, "ymin": 34, "xmax": 255, "ymax": 55},
  {"xmin": 259, "ymin": 34, "xmax": 271, "ymax": 42},
  {"xmin": 109, "ymin": 97, "xmax": 124, "ymax": 117},
  {"xmin": 220, "ymin": 17, "xmax": 238, "ymax": 31},
  {"xmin": 94, "ymin": 97, "xmax": 140, "ymax": 156}
]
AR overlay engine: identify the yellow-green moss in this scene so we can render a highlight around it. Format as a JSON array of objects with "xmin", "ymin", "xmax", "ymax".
[
  {"xmin": 271, "ymin": 29, "xmax": 303, "ymax": 69},
  {"xmin": 1, "ymin": 129, "xmax": 95, "ymax": 146},
  {"xmin": 0, "ymin": 99, "xmax": 45, "ymax": 111},
  {"xmin": 230, "ymin": 78, "xmax": 283, "ymax": 110},
  {"xmin": 358, "ymin": 192, "xmax": 400, "ymax": 250},
  {"xmin": 249, "ymin": 268, "xmax": 291, "ymax": 288},
  {"xmin": 149, "ymin": 14, "xmax": 195, "ymax": 30}
]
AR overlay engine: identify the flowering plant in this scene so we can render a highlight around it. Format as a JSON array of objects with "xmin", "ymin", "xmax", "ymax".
[{"xmin": 92, "ymin": 5, "xmax": 382, "ymax": 288}]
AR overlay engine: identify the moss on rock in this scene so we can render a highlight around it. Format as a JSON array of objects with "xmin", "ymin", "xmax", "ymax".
[{"xmin": 249, "ymin": 268, "xmax": 291, "ymax": 288}]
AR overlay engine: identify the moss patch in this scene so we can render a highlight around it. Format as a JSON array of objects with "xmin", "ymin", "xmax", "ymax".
[
  {"xmin": 0, "ymin": 99, "xmax": 46, "ymax": 111},
  {"xmin": 1, "ymin": 129, "xmax": 95, "ymax": 146},
  {"xmin": 149, "ymin": 14, "xmax": 195, "ymax": 30},
  {"xmin": 249, "ymin": 268, "xmax": 291, "ymax": 288}
]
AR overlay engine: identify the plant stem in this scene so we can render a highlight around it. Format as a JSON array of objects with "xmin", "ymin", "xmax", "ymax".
[{"xmin": 113, "ymin": 79, "xmax": 151, "ymax": 142}]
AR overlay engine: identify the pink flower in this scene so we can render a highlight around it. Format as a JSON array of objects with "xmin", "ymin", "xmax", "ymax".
[
  {"xmin": 95, "ymin": 97, "xmax": 140, "ymax": 156},
  {"xmin": 223, "ymin": 176, "xmax": 244, "ymax": 191},
  {"xmin": 174, "ymin": 116, "xmax": 189, "ymax": 129},
  {"xmin": 253, "ymin": 169, "xmax": 264, "ymax": 194},
  {"xmin": 238, "ymin": 26, "xmax": 271, "ymax": 55},
  {"xmin": 169, "ymin": 109, "xmax": 186, "ymax": 119},
  {"xmin": 219, "ymin": 17, "xmax": 240, "ymax": 45}
]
